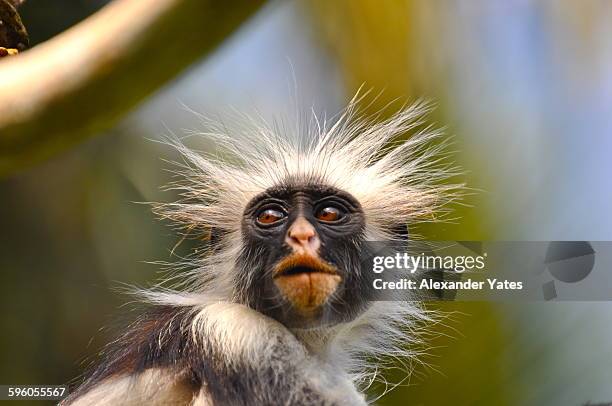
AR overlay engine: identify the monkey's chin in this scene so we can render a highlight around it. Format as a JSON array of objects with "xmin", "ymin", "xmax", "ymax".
[{"xmin": 274, "ymin": 271, "xmax": 341, "ymax": 317}]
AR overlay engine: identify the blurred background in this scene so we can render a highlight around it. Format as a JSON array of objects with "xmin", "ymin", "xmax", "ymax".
[{"xmin": 1, "ymin": 1, "xmax": 611, "ymax": 405}]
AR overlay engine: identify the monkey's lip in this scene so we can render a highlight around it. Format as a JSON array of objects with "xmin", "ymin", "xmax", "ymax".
[
  {"xmin": 272, "ymin": 253, "xmax": 338, "ymax": 277},
  {"xmin": 273, "ymin": 254, "xmax": 341, "ymax": 313},
  {"xmin": 279, "ymin": 265, "xmax": 334, "ymax": 276}
]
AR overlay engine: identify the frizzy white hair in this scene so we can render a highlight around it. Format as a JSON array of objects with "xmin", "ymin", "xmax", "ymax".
[{"xmin": 137, "ymin": 96, "xmax": 463, "ymax": 398}]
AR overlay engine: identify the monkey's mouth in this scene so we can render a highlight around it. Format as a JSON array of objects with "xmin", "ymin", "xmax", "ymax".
[
  {"xmin": 273, "ymin": 254, "xmax": 341, "ymax": 314},
  {"xmin": 279, "ymin": 265, "xmax": 335, "ymax": 276}
]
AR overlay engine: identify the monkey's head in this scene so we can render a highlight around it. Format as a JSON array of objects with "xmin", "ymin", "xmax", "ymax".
[
  {"xmin": 238, "ymin": 182, "xmax": 370, "ymax": 328},
  {"xmin": 157, "ymin": 101, "xmax": 458, "ymax": 330}
]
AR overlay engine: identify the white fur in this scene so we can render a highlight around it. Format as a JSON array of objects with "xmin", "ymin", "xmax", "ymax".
[
  {"xmin": 69, "ymin": 368, "xmax": 205, "ymax": 406},
  {"xmin": 189, "ymin": 302, "xmax": 367, "ymax": 405}
]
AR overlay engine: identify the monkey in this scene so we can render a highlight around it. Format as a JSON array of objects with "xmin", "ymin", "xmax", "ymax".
[{"xmin": 62, "ymin": 99, "xmax": 459, "ymax": 405}]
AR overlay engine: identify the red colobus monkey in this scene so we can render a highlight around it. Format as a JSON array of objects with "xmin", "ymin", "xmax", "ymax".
[{"xmin": 63, "ymin": 100, "xmax": 458, "ymax": 405}]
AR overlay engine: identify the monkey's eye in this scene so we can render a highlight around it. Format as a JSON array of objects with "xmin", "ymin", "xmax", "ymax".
[
  {"xmin": 315, "ymin": 206, "xmax": 344, "ymax": 222},
  {"xmin": 256, "ymin": 208, "xmax": 286, "ymax": 225}
]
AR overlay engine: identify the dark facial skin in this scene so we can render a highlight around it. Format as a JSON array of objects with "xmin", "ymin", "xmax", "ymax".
[{"xmin": 235, "ymin": 182, "xmax": 376, "ymax": 329}]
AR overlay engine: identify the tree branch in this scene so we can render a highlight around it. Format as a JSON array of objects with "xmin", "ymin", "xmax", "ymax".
[{"xmin": 0, "ymin": 0, "xmax": 264, "ymax": 176}]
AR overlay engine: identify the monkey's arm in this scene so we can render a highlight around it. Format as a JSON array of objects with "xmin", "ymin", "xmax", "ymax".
[
  {"xmin": 62, "ymin": 306, "xmax": 207, "ymax": 405},
  {"xmin": 66, "ymin": 368, "xmax": 203, "ymax": 406},
  {"xmin": 64, "ymin": 303, "xmax": 365, "ymax": 406}
]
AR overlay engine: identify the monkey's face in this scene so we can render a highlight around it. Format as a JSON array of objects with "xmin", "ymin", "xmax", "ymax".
[{"xmin": 237, "ymin": 183, "xmax": 372, "ymax": 329}]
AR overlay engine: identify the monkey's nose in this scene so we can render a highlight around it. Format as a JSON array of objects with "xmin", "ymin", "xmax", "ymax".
[{"xmin": 286, "ymin": 217, "xmax": 320, "ymax": 254}]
